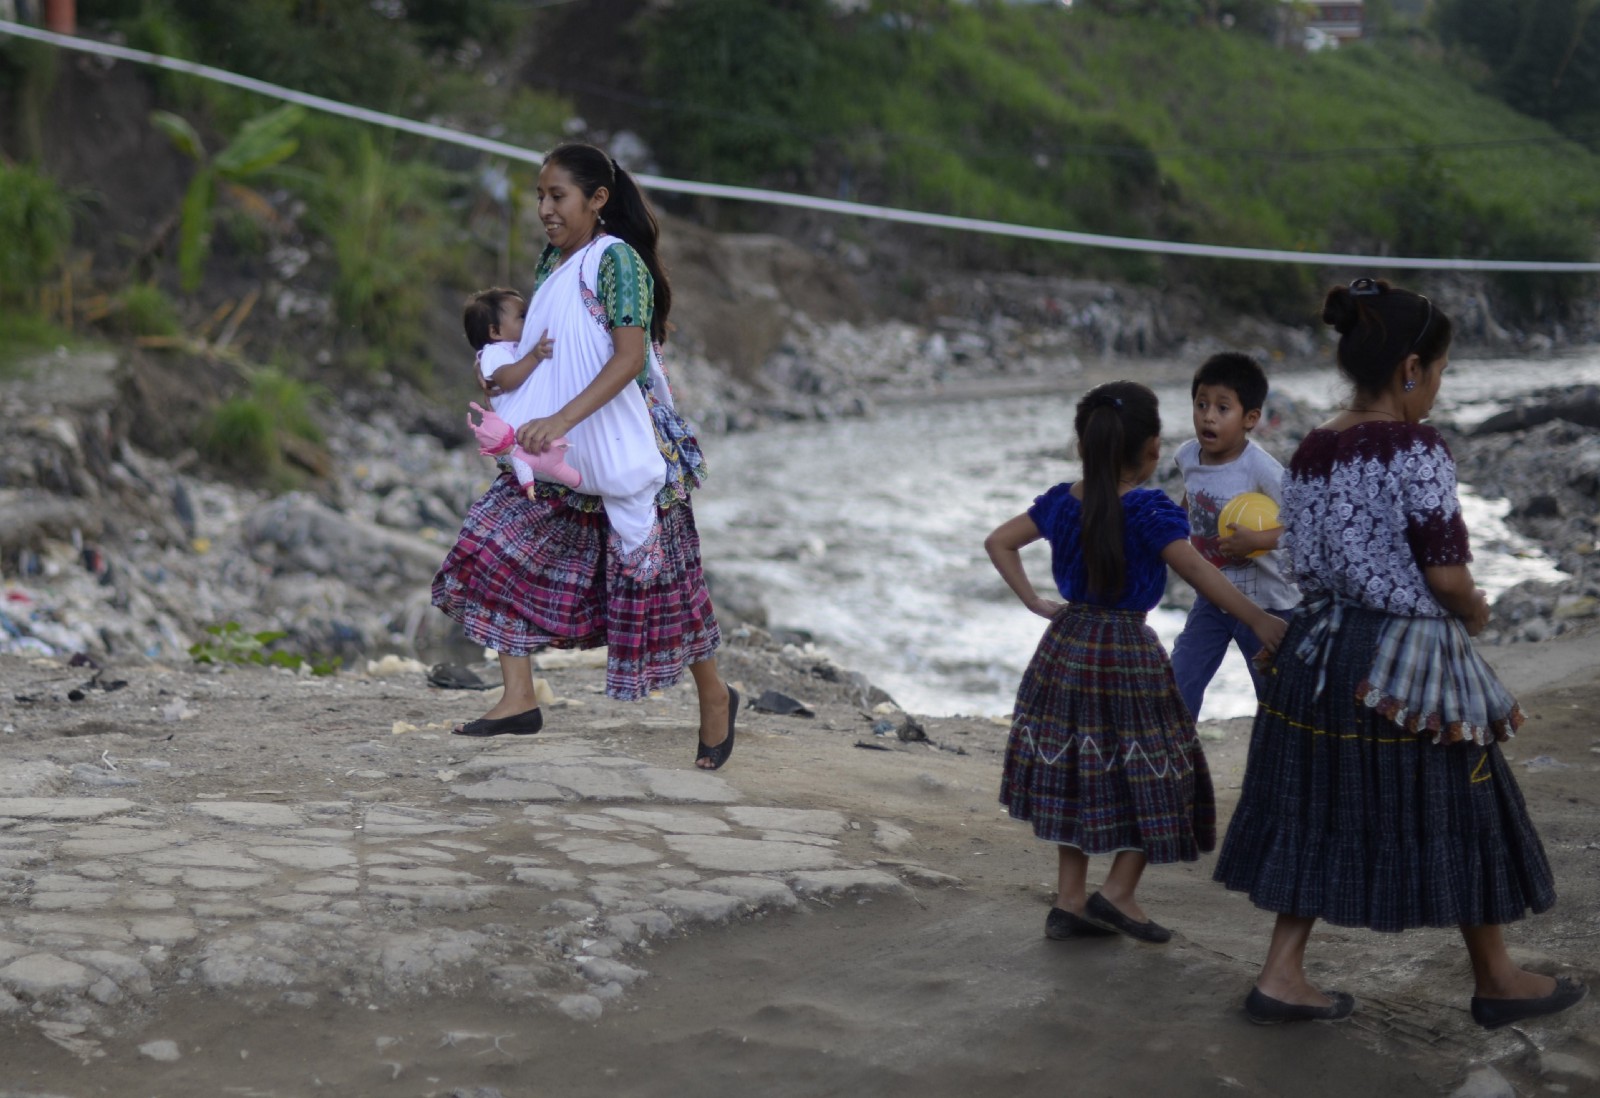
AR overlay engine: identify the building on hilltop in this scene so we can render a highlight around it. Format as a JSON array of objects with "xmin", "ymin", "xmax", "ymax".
[{"xmin": 1301, "ymin": 1, "xmax": 1365, "ymax": 46}]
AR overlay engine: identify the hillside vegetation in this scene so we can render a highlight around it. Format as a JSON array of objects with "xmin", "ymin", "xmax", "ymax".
[
  {"xmin": 0, "ymin": 0, "xmax": 1598, "ymax": 478},
  {"xmin": 631, "ymin": 1, "xmax": 1600, "ymax": 311}
]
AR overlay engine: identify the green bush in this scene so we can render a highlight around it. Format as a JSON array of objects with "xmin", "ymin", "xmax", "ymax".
[
  {"xmin": 107, "ymin": 283, "xmax": 181, "ymax": 338},
  {"xmin": 0, "ymin": 310, "xmax": 78, "ymax": 374},
  {"xmin": 0, "ymin": 163, "xmax": 73, "ymax": 310},
  {"xmin": 198, "ymin": 366, "xmax": 325, "ymax": 483},
  {"xmin": 305, "ymin": 130, "xmax": 460, "ymax": 378}
]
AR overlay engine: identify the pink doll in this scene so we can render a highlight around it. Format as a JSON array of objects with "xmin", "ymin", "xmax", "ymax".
[{"xmin": 468, "ymin": 402, "xmax": 582, "ymax": 492}]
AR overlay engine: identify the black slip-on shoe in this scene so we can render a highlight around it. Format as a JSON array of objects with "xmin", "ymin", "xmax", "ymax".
[
  {"xmin": 696, "ymin": 685, "xmax": 738, "ymax": 770},
  {"xmin": 1085, "ymin": 891, "xmax": 1172, "ymax": 944},
  {"xmin": 452, "ymin": 708, "xmax": 543, "ymax": 737},
  {"xmin": 1245, "ymin": 987, "xmax": 1357, "ymax": 1025},
  {"xmin": 1471, "ymin": 977, "xmax": 1588, "ymax": 1030},
  {"xmin": 1046, "ymin": 906, "xmax": 1116, "ymax": 940}
]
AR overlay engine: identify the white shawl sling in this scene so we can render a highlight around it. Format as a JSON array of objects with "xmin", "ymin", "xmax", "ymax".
[{"xmin": 515, "ymin": 235, "xmax": 669, "ymax": 555}]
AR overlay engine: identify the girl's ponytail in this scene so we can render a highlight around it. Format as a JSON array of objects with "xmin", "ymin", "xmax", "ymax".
[
  {"xmin": 1072, "ymin": 381, "xmax": 1162, "ymax": 604},
  {"xmin": 544, "ymin": 143, "xmax": 673, "ymax": 345}
]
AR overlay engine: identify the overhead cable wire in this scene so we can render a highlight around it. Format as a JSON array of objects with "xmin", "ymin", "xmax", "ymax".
[{"xmin": 4, "ymin": 18, "xmax": 1599, "ymax": 273}]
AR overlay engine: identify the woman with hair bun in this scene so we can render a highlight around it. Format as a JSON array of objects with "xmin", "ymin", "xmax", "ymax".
[
  {"xmin": 433, "ymin": 144, "xmax": 737, "ymax": 771},
  {"xmin": 1214, "ymin": 278, "xmax": 1586, "ymax": 1027}
]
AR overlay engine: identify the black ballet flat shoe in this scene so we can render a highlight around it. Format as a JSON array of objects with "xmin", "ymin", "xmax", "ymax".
[
  {"xmin": 1245, "ymin": 987, "xmax": 1358, "ymax": 1025},
  {"xmin": 452, "ymin": 708, "xmax": 543, "ymax": 737},
  {"xmin": 1085, "ymin": 892, "xmax": 1172, "ymax": 944},
  {"xmin": 1046, "ymin": 906, "xmax": 1116, "ymax": 941},
  {"xmin": 1471, "ymin": 976, "xmax": 1588, "ymax": 1030},
  {"xmin": 696, "ymin": 685, "xmax": 738, "ymax": 771}
]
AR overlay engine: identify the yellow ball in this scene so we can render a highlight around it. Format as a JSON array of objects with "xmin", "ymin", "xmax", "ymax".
[{"xmin": 1216, "ymin": 491, "xmax": 1280, "ymax": 559}]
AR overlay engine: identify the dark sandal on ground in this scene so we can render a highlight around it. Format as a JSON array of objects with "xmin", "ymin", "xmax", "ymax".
[
  {"xmin": 696, "ymin": 685, "xmax": 738, "ymax": 771},
  {"xmin": 1471, "ymin": 976, "xmax": 1588, "ymax": 1030},
  {"xmin": 452, "ymin": 707, "xmax": 543, "ymax": 737},
  {"xmin": 1046, "ymin": 906, "xmax": 1116, "ymax": 940},
  {"xmin": 1084, "ymin": 891, "xmax": 1172, "ymax": 944},
  {"xmin": 1245, "ymin": 987, "xmax": 1357, "ymax": 1025}
]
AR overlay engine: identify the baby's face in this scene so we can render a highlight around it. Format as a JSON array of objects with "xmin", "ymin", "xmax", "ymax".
[{"xmin": 493, "ymin": 298, "xmax": 526, "ymax": 345}]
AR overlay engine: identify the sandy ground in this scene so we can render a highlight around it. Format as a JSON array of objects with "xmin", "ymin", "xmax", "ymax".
[{"xmin": 0, "ymin": 626, "xmax": 1597, "ymax": 1098}]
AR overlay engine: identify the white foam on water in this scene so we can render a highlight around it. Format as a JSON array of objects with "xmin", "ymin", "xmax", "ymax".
[{"xmin": 698, "ymin": 361, "xmax": 1580, "ymax": 720}]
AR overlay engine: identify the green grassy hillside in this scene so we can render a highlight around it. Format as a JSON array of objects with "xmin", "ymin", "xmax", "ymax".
[{"xmin": 636, "ymin": 3, "xmax": 1600, "ymax": 311}]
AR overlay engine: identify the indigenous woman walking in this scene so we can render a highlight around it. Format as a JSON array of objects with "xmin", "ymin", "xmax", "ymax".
[
  {"xmin": 1214, "ymin": 279, "xmax": 1586, "ymax": 1027},
  {"xmin": 433, "ymin": 143, "xmax": 737, "ymax": 771}
]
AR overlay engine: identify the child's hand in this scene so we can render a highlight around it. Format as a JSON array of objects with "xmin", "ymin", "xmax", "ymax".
[
  {"xmin": 1219, "ymin": 524, "xmax": 1272, "ymax": 560},
  {"xmin": 1026, "ymin": 595, "xmax": 1065, "ymax": 620},
  {"xmin": 531, "ymin": 328, "xmax": 554, "ymax": 362},
  {"xmin": 1252, "ymin": 613, "xmax": 1287, "ymax": 655}
]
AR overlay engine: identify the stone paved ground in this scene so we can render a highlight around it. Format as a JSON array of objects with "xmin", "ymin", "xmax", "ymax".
[
  {"xmin": 1, "ymin": 645, "xmax": 1597, "ymax": 1097},
  {"xmin": 0, "ymin": 650, "xmax": 963, "ymax": 1073}
]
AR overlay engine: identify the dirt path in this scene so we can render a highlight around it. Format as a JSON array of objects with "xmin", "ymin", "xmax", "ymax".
[{"xmin": 1, "ymin": 628, "xmax": 1597, "ymax": 1097}]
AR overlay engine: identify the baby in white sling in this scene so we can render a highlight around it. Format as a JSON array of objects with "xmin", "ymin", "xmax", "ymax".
[{"xmin": 463, "ymin": 240, "xmax": 672, "ymax": 577}]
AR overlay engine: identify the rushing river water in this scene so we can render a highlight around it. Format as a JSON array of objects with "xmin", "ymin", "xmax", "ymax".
[{"xmin": 694, "ymin": 352, "xmax": 1596, "ymax": 720}]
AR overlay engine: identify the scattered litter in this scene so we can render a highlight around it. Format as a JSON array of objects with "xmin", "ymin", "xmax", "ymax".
[
  {"xmin": 426, "ymin": 663, "xmax": 490, "ymax": 690},
  {"xmin": 1523, "ymin": 755, "xmax": 1571, "ymax": 771},
  {"xmin": 533, "ymin": 648, "xmax": 608, "ymax": 670},
  {"xmin": 367, "ymin": 654, "xmax": 427, "ymax": 678},
  {"xmin": 752, "ymin": 689, "xmax": 815, "ymax": 718}
]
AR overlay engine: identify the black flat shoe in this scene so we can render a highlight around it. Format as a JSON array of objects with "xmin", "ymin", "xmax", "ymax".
[
  {"xmin": 696, "ymin": 685, "xmax": 738, "ymax": 770},
  {"xmin": 1046, "ymin": 906, "xmax": 1116, "ymax": 940},
  {"xmin": 1085, "ymin": 892, "xmax": 1172, "ymax": 944},
  {"xmin": 1245, "ymin": 987, "xmax": 1357, "ymax": 1025},
  {"xmin": 1471, "ymin": 977, "xmax": 1588, "ymax": 1030},
  {"xmin": 453, "ymin": 707, "xmax": 543, "ymax": 737}
]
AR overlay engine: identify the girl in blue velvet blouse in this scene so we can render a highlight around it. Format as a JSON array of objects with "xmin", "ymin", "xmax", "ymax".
[{"xmin": 985, "ymin": 381, "xmax": 1286, "ymax": 945}]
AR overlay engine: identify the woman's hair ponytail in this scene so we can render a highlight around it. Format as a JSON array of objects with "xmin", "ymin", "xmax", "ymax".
[
  {"xmin": 1073, "ymin": 381, "xmax": 1162, "ymax": 604},
  {"xmin": 545, "ymin": 143, "xmax": 672, "ymax": 344},
  {"xmin": 1322, "ymin": 277, "xmax": 1452, "ymax": 401}
]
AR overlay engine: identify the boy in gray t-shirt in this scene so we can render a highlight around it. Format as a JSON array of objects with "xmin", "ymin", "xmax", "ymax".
[{"xmin": 1171, "ymin": 353, "xmax": 1299, "ymax": 720}]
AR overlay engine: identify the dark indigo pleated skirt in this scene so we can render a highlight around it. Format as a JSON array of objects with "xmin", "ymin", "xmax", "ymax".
[{"xmin": 1213, "ymin": 602, "xmax": 1556, "ymax": 931}]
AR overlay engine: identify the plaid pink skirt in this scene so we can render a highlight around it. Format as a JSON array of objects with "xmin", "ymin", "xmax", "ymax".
[{"xmin": 431, "ymin": 474, "xmax": 720, "ymax": 700}]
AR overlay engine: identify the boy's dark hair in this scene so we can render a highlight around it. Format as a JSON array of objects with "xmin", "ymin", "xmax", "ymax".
[
  {"xmin": 463, "ymin": 287, "xmax": 522, "ymax": 351},
  {"xmin": 1191, "ymin": 352, "xmax": 1268, "ymax": 412}
]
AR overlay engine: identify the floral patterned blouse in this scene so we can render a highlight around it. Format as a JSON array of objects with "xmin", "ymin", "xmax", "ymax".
[{"xmin": 1281, "ymin": 421, "xmax": 1471, "ymax": 617}]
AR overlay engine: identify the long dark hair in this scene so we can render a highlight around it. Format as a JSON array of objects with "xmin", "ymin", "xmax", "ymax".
[
  {"xmin": 1322, "ymin": 277, "xmax": 1453, "ymax": 400},
  {"xmin": 544, "ymin": 143, "xmax": 672, "ymax": 344},
  {"xmin": 1074, "ymin": 381, "xmax": 1161, "ymax": 603}
]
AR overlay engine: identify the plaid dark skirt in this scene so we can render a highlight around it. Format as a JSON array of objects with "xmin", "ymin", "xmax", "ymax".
[
  {"xmin": 999, "ymin": 605, "xmax": 1215, "ymax": 864},
  {"xmin": 1213, "ymin": 602, "xmax": 1556, "ymax": 931},
  {"xmin": 430, "ymin": 474, "xmax": 720, "ymax": 701}
]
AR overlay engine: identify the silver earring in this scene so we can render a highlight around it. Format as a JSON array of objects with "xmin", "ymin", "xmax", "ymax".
[{"xmin": 1404, "ymin": 380, "xmax": 1417, "ymax": 392}]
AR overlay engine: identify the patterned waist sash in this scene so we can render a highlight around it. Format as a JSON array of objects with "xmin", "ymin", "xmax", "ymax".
[{"xmin": 1292, "ymin": 593, "xmax": 1522, "ymax": 745}]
